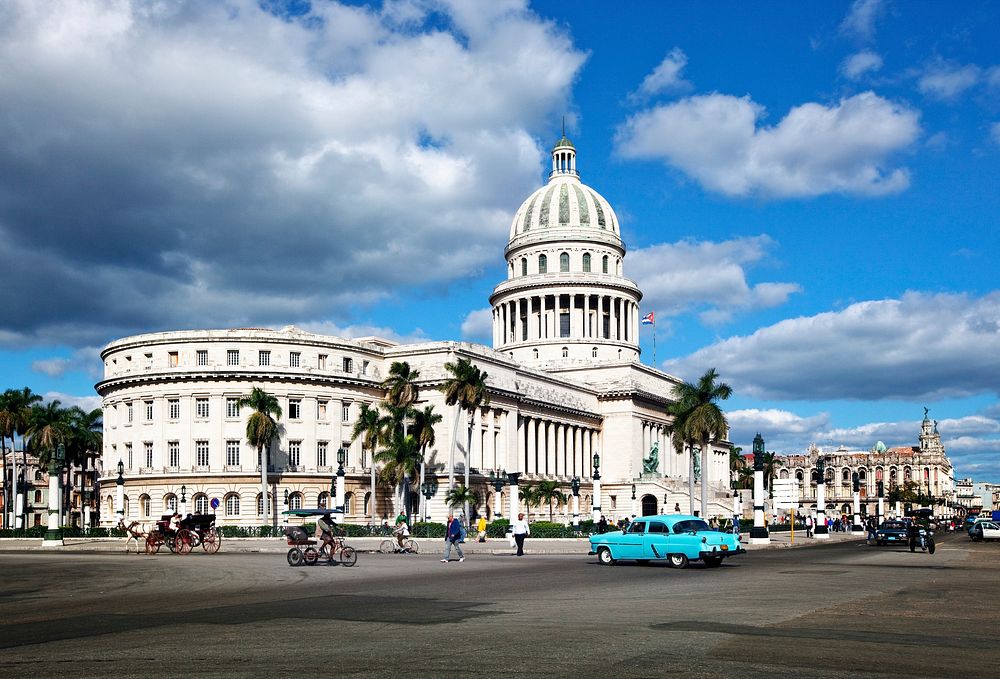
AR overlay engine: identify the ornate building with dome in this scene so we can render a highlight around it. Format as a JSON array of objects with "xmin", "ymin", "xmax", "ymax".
[{"xmin": 96, "ymin": 136, "xmax": 734, "ymax": 528}]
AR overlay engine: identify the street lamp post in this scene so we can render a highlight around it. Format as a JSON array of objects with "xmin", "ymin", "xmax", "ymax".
[
  {"xmin": 180, "ymin": 484, "xmax": 188, "ymax": 516},
  {"xmin": 877, "ymin": 480, "xmax": 885, "ymax": 526},
  {"xmin": 115, "ymin": 459, "xmax": 125, "ymax": 523},
  {"xmin": 750, "ymin": 433, "xmax": 770, "ymax": 544},
  {"xmin": 631, "ymin": 483, "xmax": 637, "ymax": 519},
  {"xmin": 489, "ymin": 470, "xmax": 506, "ymax": 520},
  {"xmin": 43, "ymin": 444, "xmax": 66, "ymax": 546},
  {"xmin": 571, "ymin": 477, "xmax": 580, "ymax": 527},
  {"xmin": 335, "ymin": 447, "xmax": 346, "ymax": 520},
  {"xmin": 814, "ymin": 456, "xmax": 829, "ymax": 538},
  {"xmin": 421, "ymin": 481, "xmax": 433, "ymax": 521},
  {"xmin": 851, "ymin": 472, "xmax": 863, "ymax": 535},
  {"xmin": 591, "ymin": 452, "xmax": 602, "ymax": 523}
]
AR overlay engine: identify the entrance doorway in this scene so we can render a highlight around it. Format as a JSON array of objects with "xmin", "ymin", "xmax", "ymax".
[{"xmin": 641, "ymin": 495, "xmax": 657, "ymax": 516}]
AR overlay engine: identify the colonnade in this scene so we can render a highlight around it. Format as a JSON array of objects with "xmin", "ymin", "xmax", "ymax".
[
  {"xmin": 493, "ymin": 293, "xmax": 639, "ymax": 346},
  {"xmin": 640, "ymin": 420, "xmax": 680, "ymax": 477},
  {"xmin": 515, "ymin": 414, "xmax": 598, "ymax": 479}
]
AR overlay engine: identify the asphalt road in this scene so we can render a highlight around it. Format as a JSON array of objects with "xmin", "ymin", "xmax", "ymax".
[{"xmin": 0, "ymin": 533, "xmax": 996, "ymax": 678}]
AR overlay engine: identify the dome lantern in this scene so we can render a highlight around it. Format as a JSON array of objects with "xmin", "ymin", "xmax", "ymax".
[{"xmin": 550, "ymin": 135, "xmax": 578, "ymax": 180}]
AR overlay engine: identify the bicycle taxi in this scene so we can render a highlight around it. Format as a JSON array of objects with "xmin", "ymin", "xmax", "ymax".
[{"xmin": 282, "ymin": 508, "xmax": 357, "ymax": 567}]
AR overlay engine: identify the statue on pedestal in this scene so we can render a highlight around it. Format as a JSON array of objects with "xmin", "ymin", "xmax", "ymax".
[{"xmin": 642, "ymin": 441, "xmax": 659, "ymax": 475}]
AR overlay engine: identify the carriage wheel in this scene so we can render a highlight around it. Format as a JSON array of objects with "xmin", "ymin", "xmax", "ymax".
[
  {"xmin": 379, "ymin": 539, "xmax": 395, "ymax": 554},
  {"xmin": 303, "ymin": 547, "xmax": 319, "ymax": 565},
  {"xmin": 287, "ymin": 548, "xmax": 304, "ymax": 567},
  {"xmin": 339, "ymin": 546, "xmax": 358, "ymax": 567},
  {"xmin": 145, "ymin": 534, "xmax": 161, "ymax": 555},
  {"xmin": 201, "ymin": 528, "xmax": 221, "ymax": 554},
  {"xmin": 175, "ymin": 529, "xmax": 194, "ymax": 555},
  {"xmin": 166, "ymin": 536, "xmax": 177, "ymax": 553}
]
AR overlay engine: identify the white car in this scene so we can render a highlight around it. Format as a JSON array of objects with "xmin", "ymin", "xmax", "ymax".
[{"xmin": 970, "ymin": 521, "xmax": 1000, "ymax": 541}]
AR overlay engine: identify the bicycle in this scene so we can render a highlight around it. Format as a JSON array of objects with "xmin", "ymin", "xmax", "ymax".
[
  {"xmin": 317, "ymin": 535, "xmax": 358, "ymax": 566},
  {"xmin": 379, "ymin": 538, "xmax": 419, "ymax": 554}
]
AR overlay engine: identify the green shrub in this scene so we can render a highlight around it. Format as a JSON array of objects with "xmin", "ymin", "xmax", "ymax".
[
  {"xmin": 410, "ymin": 521, "xmax": 446, "ymax": 538},
  {"xmin": 0, "ymin": 525, "xmax": 47, "ymax": 538},
  {"xmin": 486, "ymin": 519, "xmax": 510, "ymax": 538}
]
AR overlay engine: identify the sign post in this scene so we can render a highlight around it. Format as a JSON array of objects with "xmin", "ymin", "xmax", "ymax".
[{"xmin": 771, "ymin": 478, "xmax": 800, "ymax": 545}]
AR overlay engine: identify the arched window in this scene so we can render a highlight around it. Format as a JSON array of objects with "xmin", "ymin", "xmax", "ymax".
[
  {"xmin": 257, "ymin": 493, "xmax": 272, "ymax": 517},
  {"xmin": 538, "ymin": 254, "xmax": 547, "ymax": 273},
  {"xmin": 842, "ymin": 469, "xmax": 850, "ymax": 483},
  {"xmin": 859, "ymin": 468, "xmax": 867, "ymax": 481},
  {"xmin": 562, "ymin": 347, "xmax": 569, "ymax": 358},
  {"xmin": 904, "ymin": 466, "xmax": 911, "ymax": 481},
  {"xmin": 139, "ymin": 494, "xmax": 151, "ymax": 518},
  {"xmin": 194, "ymin": 494, "xmax": 209, "ymax": 514},
  {"xmin": 122, "ymin": 495, "xmax": 130, "ymax": 516},
  {"xmin": 582, "ymin": 253, "xmax": 591, "ymax": 272},
  {"xmin": 795, "ymin": 470, "xmax": 804, "ymax": 484},
  {"xmin": 35, "ymin": 469, "xmax": 44, "ymax": 481},
  {"xmin": 106, "ymin": 495, "xmax": 114, "ymax": 515},
  {"xmin": 289, "ymin": 492, "xmax": 303, "ymax": 510},
  {"xmin": 521, "ymin": 258, "xmax": 527, "ymax": 276},
  {"xmin": 616, "ymin": 258, "xmax": 622, "ymax": 275},
  {"xmin": 164, "ymin": 493, "xmax": 177, "ymax": 514},
  {"xmin": 364, "ymin": 491, "xmax": 372, "ymax": 515},
  {"xmin": 318, "ymin": 491, "xmax": 330, "ymax": 508},
  {"xmin": 560, "ymin": 252, "xmax": 569, "ymax": 272},
  {"xmin": 780, "ymin": 469, "xmax": 789, "ymax": 479},
  {"xmin": 34, "ymin": 489, "xmax": 42, "ymax": 503},
  {"xmin": 532, "ymin": 348, "xmax": 538, "ymax": 359},
  {"xmin": 592, "ymin": 347, "xmax": 598, "ymax": 358},
  {"xmin": 344, "ymin": 492, "xmax": 354, "ymax": 514},
  {"xmin": 602, "ymin": 255, "xmax": 609, "ymax": 274},
  {"xmin": 225, "ymin": 493, "xmax": 240, "ymax": 517}
]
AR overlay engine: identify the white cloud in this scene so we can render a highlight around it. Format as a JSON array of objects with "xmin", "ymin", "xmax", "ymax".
[
  {"xmin": 841, "ymin": 50, "xmax": 883, "ymax": 80},
  {"xmin": 840, "ymin": 0, "xmax": 885, "ymax": 42},
  {"xmin": 43, "ymin": 391, "xmax": 102, "ymax": 413},
  {"xmin": 635, "ymin": 48, "xmax": 691, "ymax": 97},
  {"xmin": 460, "ymin": 308, "xmax": 493, "ymax": 342},
  {"xmin": 31, "ymin": 346, "xmax": 102, "ymax": 379},
  {"xmin": 0, "ymin": 0, "xmax": 586, "ymax": 347},
  {"xmin": 627, "ymin": 236, "xmax": 800, "ymax": 325},
  {"xmin": 917, "ymin": 61, "xmax": 981, "ymax": 101},
  {"xmin": 615, "ymin": 91, "xmax": 919, "ymax": 198},
  {"xmin": 666, "ymin": 291, "xmax": 1000, "ymax": 401},
  {"xmin": 729, "ymin": 408, "xmax": 830, "ymax": 437}
]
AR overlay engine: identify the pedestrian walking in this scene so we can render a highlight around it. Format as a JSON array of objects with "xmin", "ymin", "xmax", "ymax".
[
  {"xmin": 441, "ymin": 513, "xmax": 465, "ymax": 563},
  {"xmin": 477, "ymin": 515, "xmax": 487, "ymax": 543},
  {"xmin": 805, "ymin": 514, "xmax": 813, "ymax": 538},
  {"xmin": 511, "ymin": 512, "xmax": 530, "ymax": 556},
  {"xmin": 597, "ymin": 515, "xmax": 608, "ymax": 534}
]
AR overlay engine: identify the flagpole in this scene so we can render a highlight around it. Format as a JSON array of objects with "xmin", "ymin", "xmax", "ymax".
[{"xmin": 652, "ymin": 325, "xmax": 656, "ymax": 366}]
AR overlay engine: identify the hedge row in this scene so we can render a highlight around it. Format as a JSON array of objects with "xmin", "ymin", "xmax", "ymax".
[{"xmin": 0, "ymin": 526, "xmax": 127, "ymax": 538}]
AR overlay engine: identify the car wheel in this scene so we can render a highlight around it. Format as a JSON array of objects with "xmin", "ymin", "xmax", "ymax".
[
  {"xmin": 703, "ymin": 555, "xmax": 723, "ymax": 568},
  {"xmin": 597, "ymin": 547, "xmax": 614, "ymax": 566},
  {"xmin": 668, "ymin": 553, "xmax": 689, "ymax": 569}
]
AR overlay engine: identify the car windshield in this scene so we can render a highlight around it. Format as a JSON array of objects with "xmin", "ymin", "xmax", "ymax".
[
  {"xmin": 881, "ymin": 522, "xmax": 906, "ymax": 530},
  {"xmin": 673, "ymin": 519, "xmax": 710, "ymax": 534},
  {"xmin": 628, "ymin": 522, "xmax": 646, "ymax": 534}
]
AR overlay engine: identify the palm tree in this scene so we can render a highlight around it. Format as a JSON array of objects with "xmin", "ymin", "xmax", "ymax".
[
  {"xmin": 441, "ymin": 356, "xmax": 490, "ymax": 523},
  {"xmin": 352, "ymin": 402, "xmax": 384, "ymax": 522},
  {"xmin": 381, "ymin": 361, "xmax": 420, "ymax": 409},
  {"xmin": 3, "ymin": 388, "xmax": 42, "ymax": 528},
  {"xmin": 65, "ymin": 407, "xmax": 102, "ymax": 527},
  {"xmin": 535, "ymin": 480, "xmax": 566, "ymax": 522},
  {"xmin": 444, "ymin": 484, "xmax": 478, "ymax": 518},
  {"xmin": 519, "ymin": 485, "xmax": 541, "ymax": 522},
  {"xmin": 666, "ymin": 369, "xmax": 733, "ymax": 518},
  {"xmin": 412, "ymin": 405, "xmax": 442, "ymax": 519},
  {"xmin": 762, "ymin": 451, "xmax": 782, "ymax": 492},
  {"xmin": 237, "ymin": 387, "xmax": 282, "ymax": 527},
  {"xmin": 26, "ymin": 400, "xmax": 72, "ymax": 466},
  {"xmin": 374, "ymin": 431, "xmax": 424, "ymax": 524},
  {"xmin": 730, "ymin": 447, "xmax": 750, "ymax": 490},
  {"xmin": 0, "ymin": 391, "xmax": 12, "ymax": 529}
]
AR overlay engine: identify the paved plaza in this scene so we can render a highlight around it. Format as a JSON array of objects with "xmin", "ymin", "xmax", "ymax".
[{"xmin": 1, "ymin": 533, "xmax": 998, "ymax": 677}]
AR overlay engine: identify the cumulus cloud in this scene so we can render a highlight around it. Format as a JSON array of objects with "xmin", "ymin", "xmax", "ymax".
[
  {"xmin": 634, "ymin": 48, "xmax": 691, "ymax": 97},
  {"xmin": 460, "ymin": 308, "xmax": 493, "ymax": 342},
  {"xmin": 839, "ymin": 0, "xmax": 885, "ymax": 42},
  {"xmin": 627, "ymin": 236, "xmax": 800, "ymax": 325},
  {"xmin": 31, "ymin": 347, "xmax": 103, "ymax": 379},
  {"xmin": 0, "ymin": 0, "xmax": 586, "ymax": 348},
  {"xmin": 615, "ymin": 91, "xmax": 919, "ymax": 198},
  {"xmin": 666, "ymin": 291, "xmax": 1000, "ymax": 401},
  {"xmin": 917, "ymin": 61, "xmax": 982, "ymax": 101},
  {"xmin": 43, "ymin": 391, "xmax": 102, "ymax": 412},
  {"xmin": 841, "ymin": 50, "xmax": 883, "ymax": 80}
]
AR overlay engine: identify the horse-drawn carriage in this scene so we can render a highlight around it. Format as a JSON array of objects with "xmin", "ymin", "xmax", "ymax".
[{"xmin": 145, "ymin": 513, "xmax": 222, "ymax": 555}]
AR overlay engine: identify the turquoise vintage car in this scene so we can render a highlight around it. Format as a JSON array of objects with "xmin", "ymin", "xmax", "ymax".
[{"xmin": 589, "ymin": 514, "xmax": 745, "ymax": 568}]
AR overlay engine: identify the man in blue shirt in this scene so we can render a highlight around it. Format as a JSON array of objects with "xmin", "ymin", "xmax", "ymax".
[{"xmin": 441, "ymin": 513, "xmax": 465, "ymax": 563}]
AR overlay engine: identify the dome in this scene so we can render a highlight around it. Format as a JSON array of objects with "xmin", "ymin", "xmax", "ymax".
[{"xmin": 508, "ymin": 137, "xmax": 621, "ymax": 241}]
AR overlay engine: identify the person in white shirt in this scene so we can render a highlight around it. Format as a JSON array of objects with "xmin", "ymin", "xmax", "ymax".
[{"xmin": 511, "ymin": 512, "xmax": 530, "ymax": 556}]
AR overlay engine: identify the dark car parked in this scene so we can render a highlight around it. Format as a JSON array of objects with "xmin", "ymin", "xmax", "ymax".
[{"xmin": 871, "ymin": 520, "xmax": 909, "ymax": 546}]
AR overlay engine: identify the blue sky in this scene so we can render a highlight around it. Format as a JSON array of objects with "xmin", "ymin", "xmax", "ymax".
[{"xmin": 1, "ymin": 0, "xmax": 998, "ymax": 480}]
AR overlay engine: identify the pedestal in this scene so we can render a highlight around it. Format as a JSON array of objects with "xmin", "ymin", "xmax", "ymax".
[
  {"xmin": 43, "ymin": 468, "xmax": 63, "ymax": 546},
  {"xmin": 851, "ymin": 492, "xmax": 863, "ymax": 534},
  {"xmin": 591, "ymin": 476, "xmax": 601, "ymax": 523},
  {"xmin": 814, "ymin": 483, "xmax": 829, "ymax": 539},
  {"xmin": 572, "ymin": 494, "xmax": 580, "ymax": 527},
  {"xmin": 750, "ymin": 469, "xmax": 769, "ymax": 544}
]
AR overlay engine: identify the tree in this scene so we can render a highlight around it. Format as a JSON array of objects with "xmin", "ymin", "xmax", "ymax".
[
  {"xmin": 519, "ymin": 485, "xmax": 541, "ymax": 521},
  {"xmin": 535, "ymin": 480, "xmax": 566, "ymax": 522},
  {"xmin": 238, "ymin": 387, "xmax": 282, "ymax": 527},
  {"xmin": 444, "ymin": 484, "xmax": 478, "ymax": 518},
  {"xmin": 441, "ymin": 356, "xmax": 490, "ymax": 524},
  {"xmin": 0, "ymin": 391, "xmax": 12, "ymax": 529},
  {"xmin": 352, "ymin": 402, "xmax": 385, "ymax": 522},
  {"xmin": 412, "ymin": 405, "xmax": 442, "ymax": 519},
  {"xmin": 374, "ymin": 431, "xmax": 423, "ymax": 524},
  {"xmin": 381, "ymin": 361, "xmax": 420, "ymax": 409},
  {"xmin": 65, "ymin": 407, "xmax": 102, "ymax": 526},
  {"xmin": 666, "ymin": 369, "xmax": 733, "ymax": 518},
  {"xmin": 26, "ymin": 400, "xmax": 72, "ymax": 466},
  {"xmin": 2, "ymin": 388, "xmax": 42, "ymax": 528},
  {"xmin": 729, "ymin": 447, "xmax": 749, "ymax": 490},
  {"xmin": 762, "ymin": 451, "xmax": 782, "ymax": 492}
]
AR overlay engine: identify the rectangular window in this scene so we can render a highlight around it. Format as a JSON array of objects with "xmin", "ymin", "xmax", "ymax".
[
  {"xmin": 227, "ymin": 349, "xmax": 239, "ymax": 366},
  {"xmin": 168, "ymin": 399, "xmax": 180, "ymax": 419},
  {"xmin": 144, "ymin": 442, "xmax": 153, "ymax": 468},
  {"xmin": 196, "ymin": 350, "xmax": 208, "ymax": 366},
  {"xmin": 226, "ymin": 397, "xmax": 240, "ymax": 418},
  {"xmin": 318, "ymin": 354, "xmax": 327, "ymax": 370},
  {"xmin": 341, "ymin": 443, "xmax": 351, "ymax": 466},
  {"xmin": 317, "ymin": 441, "xmax": 328, "ymax": 467},
  {"xmin": 289, "ymin": 441, "xmax": 301, "ymax": 467},
  {"xmin": 144, "ymin": 353, "xmax": 153, "ymax": 367},
  {"xmin": 343, "ymin": 357, "xmax": 353, "ymax": 373},
  {"xmin": 127, "ymin": 402, "xmax": 134, "ymax": 423},
  {"xmin": 342, "ymin": 403, "xmax": 351, "ymax": 422},
  {"xmin": 289, "ymin": 351, "xmax": 300, "ymax": 367},
  {"xmin": 560, "ymin": 312, "xmax": 570, "ymax": 338},
  {"xmin": 226, "ymin": 440, "xmax": 241, "ymax": 466},
  {"xmin": 126, "ymin": 443, "xmax": 133, "ymax": 469},
  {"xmin": 288, "ymin": 399, "xmax": 301, "ymax": 420},
  {"xmin": 195, "ymin": 440, "xmax": 209, "ymax": 467},
  {"xmin": 195, "ymin": 398, "xmax": 209, "ymax": 418},
  {"xmin": 145, "ymin": 400, "xmax": 154, "ymax": 421},
  {"xmin": 258, "ymin": 350, "xmax": 270, "ymax": 366},
  {"xmin": 168, "ymin": 441, "xmax": 179, "ymax": 468},
  {"xmin": 317, "ymin": 400, "xmax": 328, "ymax": 420},
  {"xmin": 168, "ymin": 351, "xmax": 178, "ymax": 367}
]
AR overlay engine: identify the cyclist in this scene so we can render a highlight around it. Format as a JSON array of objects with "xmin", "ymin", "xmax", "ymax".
[
  {"xmin": 393, "ymin": 515, "xmax": 410, "ymax": 552},
  {"xmin": 316, "ymin": 512, "xmax": 337, "ymax": 554}
]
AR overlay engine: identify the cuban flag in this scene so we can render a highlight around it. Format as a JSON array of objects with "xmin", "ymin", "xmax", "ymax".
[{"xmin": 641, "ymin": 311, "xmax": 655, "ymax": 325}]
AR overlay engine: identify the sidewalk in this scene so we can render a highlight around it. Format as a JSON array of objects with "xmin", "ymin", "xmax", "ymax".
[{"xmin": 0, "ymin": 531, "xmax": 865, "ymax": 554}]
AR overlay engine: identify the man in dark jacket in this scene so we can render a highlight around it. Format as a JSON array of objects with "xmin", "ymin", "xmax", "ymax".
[{"xmin": 441, "ymin": 513, "xmax": 465, "ymax": 563}]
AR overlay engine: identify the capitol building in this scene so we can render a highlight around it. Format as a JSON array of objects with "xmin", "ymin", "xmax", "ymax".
[{"xmin": 97, "ymin": 136, "xmax": 735, "ymax": 527}]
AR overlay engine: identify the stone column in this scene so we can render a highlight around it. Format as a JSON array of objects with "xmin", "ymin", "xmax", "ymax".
[
  {"xmin": 527, "ymin": 418, "xmax": 537, "ymax": 475},
  {"xmin": 547, "ymin": 421, "xmax": 556, "ymax": 476},
  {"xmin": 583, "ymin": 293, "xmax": 590, "ymax": 338},
  {"xmin": 750, "ymin": 465, "xmax": 770, "ymax": 544},
  {"xmin": 815, "ymin": 479, "xmax": 829, "ymax": 538},
  {"xmin": 472, "ymin": 407, "xmax": 483, "ymax": 472}
]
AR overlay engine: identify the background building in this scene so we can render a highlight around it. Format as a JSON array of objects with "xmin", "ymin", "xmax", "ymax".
[{"xmin": 96, "ymin": 138, "xmax": 735, "ymax": 528}]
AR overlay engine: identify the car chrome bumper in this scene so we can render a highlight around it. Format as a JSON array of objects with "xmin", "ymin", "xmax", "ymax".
[{"xmin": 700, "ymin": 547, "xmax": 745, "ymax": 559}]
